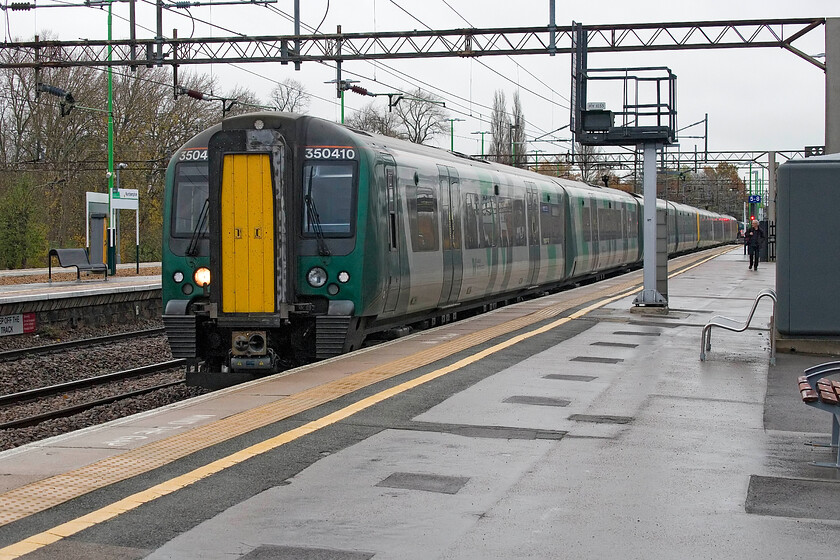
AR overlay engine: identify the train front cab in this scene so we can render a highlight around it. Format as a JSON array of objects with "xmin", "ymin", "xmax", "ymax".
[{"xmin": 182, "ymin": 113, "xmax": 370, "ymax": 376}]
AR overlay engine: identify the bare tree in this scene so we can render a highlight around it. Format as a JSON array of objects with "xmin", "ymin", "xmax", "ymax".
[
  {"xmin": 0, "ymin": 48, "xmax": 221, "ymax": 263},
  {"xmin": 511, "ymin": 91, "xmax": 527, "ymax": 167},
  {"xmin": 393, "ymin": 89, "xmax": 447, "ymax": 144},
  {"xmin": 534, "ymin": 155, "xmax": 574, "ymax": 179},
  {"xmin": 345, "ymin": 101, "xmax": 402, "ymax": 137},
  {"xmin": 574, "ymin": 143, "xmax": 604, "ymax": 184},
  {"xmin": 269, "ymin": 78, "xmax": 310, "ymax": 113},
  {"xmin": 489, "ymin": 90, "xmax": 510, "ymax": 165}
]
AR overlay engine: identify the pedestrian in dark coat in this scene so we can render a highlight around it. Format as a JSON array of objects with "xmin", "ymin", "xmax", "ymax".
[{"xmin": 744, "ymin": 219, "xmax": 765, "ymax": 270}]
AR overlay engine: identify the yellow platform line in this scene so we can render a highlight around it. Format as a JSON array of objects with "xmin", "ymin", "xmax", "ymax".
[{"xmin": 0, "ymin": 249, "xmax": 727, "ymax": 559}]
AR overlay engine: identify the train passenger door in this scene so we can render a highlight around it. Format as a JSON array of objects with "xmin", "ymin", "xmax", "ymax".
[
  {"xmin": 525, "ymin": 183, "xmax": 540, "ymax": 286},
  {"xmin": 382, "ymin": 156, "xmax": 401, "ymax": 313},
  {"xmin": 220, "ymin": 153, "xmax": 275, "ymax": 313},
  {"xmin": 438, "ymin": 165, "xmax": 463, "ymax": 306}
]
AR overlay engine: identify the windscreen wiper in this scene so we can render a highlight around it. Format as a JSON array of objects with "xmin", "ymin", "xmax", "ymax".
[
  {"xmin": 186, "ymin": 198, "xmax": 209, "ymax": 256},
  {"xmin": 305, "ymin": 168, "xmax": 331, "ymax": 257}
]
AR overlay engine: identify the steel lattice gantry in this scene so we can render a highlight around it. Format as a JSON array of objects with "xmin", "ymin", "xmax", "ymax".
[
  {"xmin": 0, "ymin": 18, "xmax": 826, "ymax": 69},
  {"xmin": 506, "ymin": 149, "xmax": 808, "ymax": 171}
]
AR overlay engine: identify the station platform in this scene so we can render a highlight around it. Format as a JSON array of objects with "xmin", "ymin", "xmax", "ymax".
[
  {"xmin": 0, "ymin": 247, "xmax": 838, "ymax": 559},
  {"xmin": 0, "ymin": 263, "xmax": 160, "ymax": 305},
  {"xmin": 0, "ymin": 263, "xmax": 161, "ymax": 339}
]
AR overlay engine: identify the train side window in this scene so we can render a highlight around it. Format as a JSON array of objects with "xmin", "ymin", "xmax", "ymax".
[
  {"xmin": 582, "ymin": 205, "xmax": 592, "ymax": 242},
  {"xmin": 408, "ymin": 185, "xmax": 439, "ymax": 252},
  {"xmin": 541, "ymin": 201, "xmax": 563, "ymax": 245},
  {"xmin": 463, "ymin": 193, "xmax": 480, "ymax": 249},
  {"xmin": 512, "ymin": 198, "xmax": 526, "ymax": 246},
  {"xmin": 601, "ymin": 207, "xmax": 621, "ymax": 241},
  {"xmin": 497, "ymin": 197, "xmax": 513, "ymax": 247},
  {"xmin": 525, "ymin": 185, "xmax": 539, "ymax": 246},
  {"xmin": 481, "ymin": 194, "xmax": 497, "ymax": 247}
]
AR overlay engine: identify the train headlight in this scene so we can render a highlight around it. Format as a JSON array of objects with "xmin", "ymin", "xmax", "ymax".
[
  {"xmin": 337, "ymin": 271, "xmax": 350, "ymax": 283},
  {"xmin": 194, "ymin": 267, "xmax": 211, "ymax": 287},
  {"xmin": 173, "ymin": 271, "xmax": 184, "ymax": 283},
  {"xmin": 307, "ymin": 267, "xmax": 328, "ymax": 288}
]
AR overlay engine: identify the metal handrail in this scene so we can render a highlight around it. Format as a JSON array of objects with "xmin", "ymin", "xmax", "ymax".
[{"xmin": 700, "ymin": 288, "xmax": 777, "ymax": 364}]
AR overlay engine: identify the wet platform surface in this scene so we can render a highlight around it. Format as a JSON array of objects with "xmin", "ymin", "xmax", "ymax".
[
  {"xmin": 0, "ymin": 248, "xmax": 838, "ymax": 560},
  {"xmin": 0, "ymin": 264, "xmax": 160, "ymax": 305}
]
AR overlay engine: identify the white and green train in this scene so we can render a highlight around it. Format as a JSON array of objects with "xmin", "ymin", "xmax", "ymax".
[{"xmin": 162, "ymin": 112, "xmax": 738, "ymax": 386}]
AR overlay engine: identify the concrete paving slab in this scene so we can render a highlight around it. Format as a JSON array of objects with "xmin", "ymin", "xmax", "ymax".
[{"xmin": 143, "ymin": 430, "xmax": 555, "ymax": 560}]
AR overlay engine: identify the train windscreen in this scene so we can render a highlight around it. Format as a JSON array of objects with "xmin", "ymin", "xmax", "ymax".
[
  {"xmin": 172, "ymin": 161, "xmax": 209, "ymax": 238},
  {"xmin": 302, "ymin": 161, "xmax": 355, "ymax": 236}
]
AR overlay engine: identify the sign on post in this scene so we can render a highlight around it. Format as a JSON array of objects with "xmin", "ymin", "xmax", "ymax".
[{"xmin": 0, "ymin": 313, "xmax": 36, "ymax": 336}]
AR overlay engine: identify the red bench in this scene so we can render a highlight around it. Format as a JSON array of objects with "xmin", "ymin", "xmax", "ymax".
[{"xmin": 798, "ymin": 361, "xmax": 840, "ymax": 468}]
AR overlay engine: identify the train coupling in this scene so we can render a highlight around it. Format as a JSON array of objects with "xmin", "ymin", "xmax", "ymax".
[{"xmin": 229, "ymin": 331, "xmax": 276, "ymax": 372}]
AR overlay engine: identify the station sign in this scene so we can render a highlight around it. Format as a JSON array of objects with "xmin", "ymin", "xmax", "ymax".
[
  {"xmin": 111, "ymin": 188, "xmax": 139, "ymax": 210},
  {"xmin": 112, "ymin": 188, "xmax": 138, "ymax": 200},
  {"xmin": 586, "ymin": 101, "xmax": 606, "ymax": 110},
  {"xmin": 748, "ymin": 195, "xmax": 762, "ymax": 203},
  {"xmin": 0, "ymin": 313, "xmax": 36, "ymax": 336}
]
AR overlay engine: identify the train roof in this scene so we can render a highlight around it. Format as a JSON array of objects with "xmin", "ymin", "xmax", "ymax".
[{"xmin": 190, "ymin": 112, "xmax": 735, "ymax": 221}]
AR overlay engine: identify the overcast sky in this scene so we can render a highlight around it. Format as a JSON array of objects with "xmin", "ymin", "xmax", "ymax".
[{"xmin": 4, "ymin": 1, "xmax": 837, "ymax": 163}]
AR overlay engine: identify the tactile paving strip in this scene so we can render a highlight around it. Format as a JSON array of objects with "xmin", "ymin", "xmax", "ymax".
[{"xmin": 0, "ymin": 248, "xmax": 727, "ymax": 528}]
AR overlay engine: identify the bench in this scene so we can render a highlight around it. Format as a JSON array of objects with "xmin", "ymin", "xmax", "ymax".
[
  {"xmin": 48, "ymin": 248, "xmax": 108, "ymax": 281},
  {"xmin": 798, "ymin": 361, "xmax": 840, "ymax": 468},
  {"xmin": 700, "ymin": 288, "xmax": 776, "ymax": 365}
]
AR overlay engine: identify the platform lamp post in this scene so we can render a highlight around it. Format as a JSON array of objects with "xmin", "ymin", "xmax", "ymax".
[
  {"xmin": 471, "ymin": 130, "xmax": 490, "ymax": 158},
  {"xmin": 446, "ymin": 118, "xmax": 465, "ymax": 152}
]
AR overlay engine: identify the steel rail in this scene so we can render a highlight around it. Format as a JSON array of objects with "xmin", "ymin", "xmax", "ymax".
[
  {"xmin": 0, "ymin": 379, "xmax": 185, "ymax": 430},
  {"xmin": 0, "ymin": 359, "xmax": 186, "ymax": 407},
  {"xmin": 0, "ymin": 327, "xmax": 166, "ymax": 362}
]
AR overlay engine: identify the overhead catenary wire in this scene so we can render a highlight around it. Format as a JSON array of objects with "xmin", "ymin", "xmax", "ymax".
[
  {"xmin": 373, "ymin": 1, "xmax": 570, "ymax": 145},
  {"xmin": 6, "ymin": 0, "xmax": 572, "ymax": 149},
  {"xmin": 437, "ymin": 0, "xmax": 570, "ymax": 106},
  {"xmin": 262, "ymin": 0, "xmax": 564, "ymax": 129}
]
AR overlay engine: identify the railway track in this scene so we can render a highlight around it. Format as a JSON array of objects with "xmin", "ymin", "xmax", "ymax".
[
  {"xmin": 0, "ymin": 360, "xmax": 187, "ymax": 430},
  {"xmin": 0, "ymin": 327, "xmax": 166, "ymax": 361}
]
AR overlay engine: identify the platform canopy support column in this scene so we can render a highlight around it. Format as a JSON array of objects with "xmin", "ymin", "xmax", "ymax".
[
  {"xmin": 826, "ymin": 18, "xmax": 840, "ymax": 154},
  {"xmin": 633, "ymin": 142, "xmax": 668, "ymax": 308}
]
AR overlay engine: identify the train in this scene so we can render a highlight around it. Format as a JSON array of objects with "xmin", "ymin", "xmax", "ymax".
[{"xmin": 161, "ymin": 111, "xmax": 738, "ymax": 385}]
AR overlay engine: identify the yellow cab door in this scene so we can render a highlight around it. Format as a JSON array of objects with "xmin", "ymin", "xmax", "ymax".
[{"xmin": 220, "ymin": 153, "xmax": 275, "ymax": 313}]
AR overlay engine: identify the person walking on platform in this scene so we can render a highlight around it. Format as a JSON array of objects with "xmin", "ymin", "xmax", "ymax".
[{"xmin": 745, "ymin": 219, "xmax": 765, "ymax": 270}]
